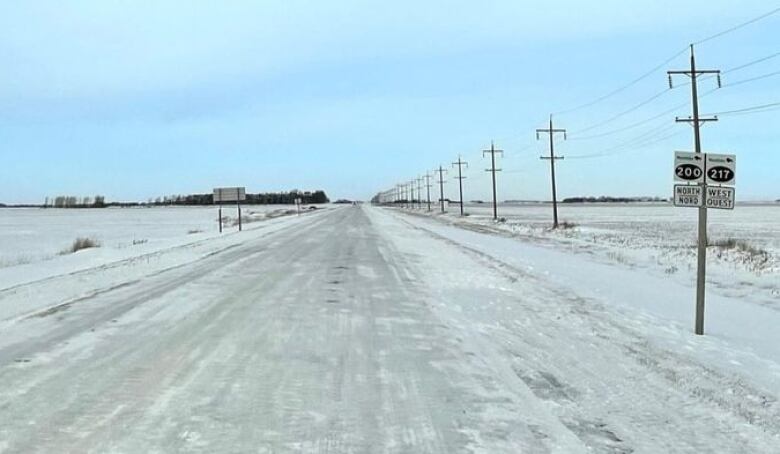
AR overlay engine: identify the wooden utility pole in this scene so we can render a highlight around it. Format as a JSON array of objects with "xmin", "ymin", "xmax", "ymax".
[
  {"xmin": 437, "ymin": 166, "xmax": 447, "ymax": 213},
  {"xmin": 482, "ymin": 141, "xmax": 503, "ymax": 220},
  {"xmin": 410, "ymin": 179, "xmax": 416, "ymax": 209},
  {"xmin": 537, "ymin": 116, "xmax": 566, "ymax": 228},
  {"xmin": 452, "ymin": 155, "xmax": 468, "ymax": 216},
  {"xmin": 668, "ymin": 44, "xmax": 720, "ymax": 336},
  {"xmin": 417, "ymin": 177, "xmax": 424, "ymax": 210},
  {"xmin": 425, "ymin": 172, "xmax": 433, "ymax": 212}
]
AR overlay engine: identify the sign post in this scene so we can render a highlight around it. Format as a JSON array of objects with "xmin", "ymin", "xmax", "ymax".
[
  {"xmin": 672, "ymin": 151, "xmax": 736, "ymax": 334},
  {"xmin": 213, "ymin": 187, "xmax": 246, "ymax": 232}
]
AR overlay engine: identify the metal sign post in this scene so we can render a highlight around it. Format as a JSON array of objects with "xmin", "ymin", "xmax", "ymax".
[
  {"xmin": 237, "ymin": 199, "xmax": 242, "ymax": 231},
  {"xmin": 213, "ymin": 187, "xmax": 247, "ymax": 232}
]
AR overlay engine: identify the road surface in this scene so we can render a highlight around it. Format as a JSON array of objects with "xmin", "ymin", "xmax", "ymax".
[{"xmin": 1, "ymin": 206, "xmax": 778, "ymax": 453}]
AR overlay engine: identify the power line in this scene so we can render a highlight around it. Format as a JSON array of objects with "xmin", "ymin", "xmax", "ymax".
[
  {"xmin": 566, "ymin": 128, "xmax": 685, "ymax": 160},
  {"xmin": 569, "ymin": 86, "xmax": 720, "ymax": 141},
  {"xmin": 568, "ymin": 102, "xmax": 687, "ymax": 141},
  {"xmin": 693, "ymin": 6, "xmax": 780, "ymax": 46},
  {"xmin": 553, "ymin": 47, "xmax": 689, "ymax": 116},
  {"xmin": 724, "ymin": 68, "xmax": 780, "ymax": 87},
  {"xmin": 718, "ymin": 105, "xmax": 780, "ymax": 117},
  {"xmin": 567, "ymin": 121, "xmax": 678, "ymax": 159},
  {"xmin": 379, "ymin": 8, "xmax": 780, "ymax": 200},
  {"xmin": 552, "ymin": 6, "xmax": 780, "ymax": 118},
  {"xmin": 568, "ymin": 56, "xmax": 780, "ymax": 137},
  {"xmin": 723, "ymin": 50, "xmax": 780, "ymax": 73},
  {"xmin": 705, "ymin": 100, "xmax": 780, "ymax": 116},
  {"xmin": 569, "ymin": 88, "xmax": 676, "ymax": 135},
  {"xmin": 571, "ymin": 54, "xmax": 780, "ymax": 138}
]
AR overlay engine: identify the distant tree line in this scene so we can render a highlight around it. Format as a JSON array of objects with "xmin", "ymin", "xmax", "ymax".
[
  {"xmin": 562, "ymin": 196, "xmax": 668, "ymax": 203},
  {"xmin": 19, "ymin": 190, "xmax": 329, "ymax": 208},
  {"xmin": 143, "ymin": 190, "xmax": 330, "ymax": 206},
  {"xmin": 43, "ymin": 195, "xmax": 106, "ymax": 208}
]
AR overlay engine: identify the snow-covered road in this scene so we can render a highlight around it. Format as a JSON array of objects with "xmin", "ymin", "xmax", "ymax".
[{"xmin": 1, "ymin": 205, "xmax": 778, "ymax": 453}]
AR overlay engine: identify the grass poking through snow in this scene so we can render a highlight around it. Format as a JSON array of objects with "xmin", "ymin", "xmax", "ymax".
[{"xmin": 60, "ymin": 237, "xmax": 101, "ymax": 255}]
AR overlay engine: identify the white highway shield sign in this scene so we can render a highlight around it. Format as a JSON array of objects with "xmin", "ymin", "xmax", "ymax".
[
  {"xmin": 705, "ymin": 186, "xmax": 735, "ymax": 210},
  {"xmin": 705, "ymin": 153, "xmax": 736, "ymax": 186},
  {"xmin": 673, "ymin": 184, "xmax": 703, "ymax": 208},
  {"xmin": 674, "ymin": 151, "xmax": 705, "ymax": 183}
]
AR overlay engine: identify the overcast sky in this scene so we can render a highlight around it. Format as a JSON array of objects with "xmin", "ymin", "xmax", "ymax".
[{"xmin": 1, "ymin": 1, "xmax": 778, "ymax": 203}]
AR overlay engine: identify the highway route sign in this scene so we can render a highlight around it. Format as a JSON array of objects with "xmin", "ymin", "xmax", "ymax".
[
  {"xmin": 705, "ymin": 153, "xmax": 736, "ymax": 186},
  {"xmin": 674, "ymin": 151, "xmax": 705, "ymax": 183}
]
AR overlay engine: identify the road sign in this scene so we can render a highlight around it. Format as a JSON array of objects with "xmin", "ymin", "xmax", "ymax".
[
  {"xmin": 213, "ymin": 187, "xmax": 246, "ymax": 203},
  {"xmin": 674, "ymin": 151, "xmax": 704, "ymax": 183},
  {"xmin": 673, "ymin": 184, "xmax": 703, "ymax": 207},
  {"xmin": 705, "ymin": 186, "xmax": 735, "ymax": 210},
  {"xmin": 705, "ymin": 153, "xmax": 736, "ymax": 186}
]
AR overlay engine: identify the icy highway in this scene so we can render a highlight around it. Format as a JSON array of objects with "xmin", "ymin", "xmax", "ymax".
[{"xmin": 1, "ymin": 205, "xmax": 779, "ymax": 453}]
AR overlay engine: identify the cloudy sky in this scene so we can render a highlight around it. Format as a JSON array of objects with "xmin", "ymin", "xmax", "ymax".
[{"xmin": 1, "ymin": 1, "xmax": 778, "ymax": 203}]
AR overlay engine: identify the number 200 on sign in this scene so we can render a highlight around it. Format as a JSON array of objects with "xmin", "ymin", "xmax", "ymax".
[{"xmin": 676, "ymin": 164, "xmax": 702, "ymax": 181}]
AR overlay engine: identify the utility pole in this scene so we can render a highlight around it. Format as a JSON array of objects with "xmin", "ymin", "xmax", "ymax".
[
  {"xmin": 537, "ymin": 116, "xmax": 566, "ymax": 229},
  {"xmin": 409, "ymin": 180, "xmax": 419, "ymax": 210},
  {"xmin": 452, "ymin": 155, "xmax": 468, "ymax": 216},
  {"xmin": 437, "ymin": 166, "xmax": 447, "ymax": 213},
  {"xmin": 482, "ymin": 141, "xmax": 503, "ymax": 220},
  {"xmin": 417, "ymin": 177, "xmax": 424, "ymax": 210},
  {"xmin": 425, "ymin": 172, "xmax": 433, "ymax": 212},
  {"xmin": 668, "ymin": 44, "xmax": 720, "ymax": 336}
]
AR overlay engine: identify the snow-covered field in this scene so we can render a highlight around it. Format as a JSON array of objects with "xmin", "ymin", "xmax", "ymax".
[
  {"xmin": 0, "ymin": 205, "xmax": 326, "ymax": 318},
  {"xmin": 417, "ymin": 202, "xmax": 780, "ymax": 311},
  {"xmin": 0, "ymin": 205, "xmax": 305, "ymax": 268}
]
